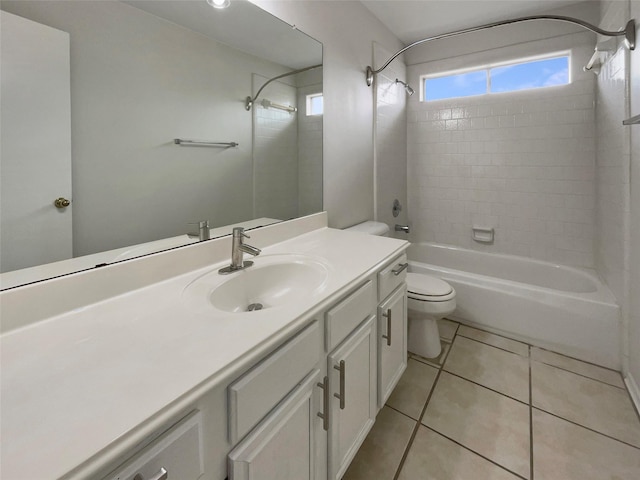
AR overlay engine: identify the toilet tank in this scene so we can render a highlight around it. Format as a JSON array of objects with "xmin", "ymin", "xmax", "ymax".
[{"xmin": 345, "ymin": 221, "xmax": 390, "ymax": 237}]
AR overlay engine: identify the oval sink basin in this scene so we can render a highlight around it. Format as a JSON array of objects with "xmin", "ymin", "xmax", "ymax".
[{"xmin": 184, "ymin": 254, "xmax": 330, "ymax": 314}]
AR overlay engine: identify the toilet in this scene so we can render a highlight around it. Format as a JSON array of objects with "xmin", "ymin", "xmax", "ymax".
[{"xmin": 345, "ymin": 221, "xmax": 456, "ymax": 359}]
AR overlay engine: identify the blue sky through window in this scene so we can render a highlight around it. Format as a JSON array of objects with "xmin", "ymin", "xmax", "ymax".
[
  {"xmin": 490, "ymin": 57, "xmax": 569, "ymax": 92},
  {"xmin": 307, "ymin": 93, "xmax": 323, "ymax": 115},
  {"xmin": 423, "ymin": 55, "xmax": 569, "ymax": 101},
  {"xmin": 425, "ymin": 70, "xmax": 487, "ymax": 101}
]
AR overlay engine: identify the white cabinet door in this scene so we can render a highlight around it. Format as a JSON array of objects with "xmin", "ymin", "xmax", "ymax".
[
  {"xmin": 327, "ymin": 316, "xmax": 377, "ymax": 480},
  {"xmin": 0, "ymin": 11, "xmax": 72, "ymax": 273},
  {"xmin": 378, "ymin": 285, "xmax": 407, "ymax": 407},
  {"xmin": 228, "ymin": 369, "xmax": 323, "ymax": 480}
]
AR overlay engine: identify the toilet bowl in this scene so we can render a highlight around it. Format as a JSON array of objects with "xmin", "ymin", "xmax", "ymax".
[
  {"xmin": 345, "ymin": 221, "xmax": 457, "ymax": 359},
  {"xmin": 406, "ymin": 273, "xmax": 456, "ymax": 359}
]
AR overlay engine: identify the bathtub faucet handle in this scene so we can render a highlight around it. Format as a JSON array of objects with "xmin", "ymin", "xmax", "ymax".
[{"xmin": 395, "ymin": 224, "xmax": 410, "ymax": 233}]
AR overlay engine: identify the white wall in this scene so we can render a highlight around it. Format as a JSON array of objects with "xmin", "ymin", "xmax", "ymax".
[
  {"xmin": 252, "ymin": 0, "xmax": 404, "ymax": 229},
  {"xmin": 629, "ymin": 0, "xmax": 640, "ymax": 404},
  {"xmin": 598, "ymin": 0, "xmax": 640, "ymax": 405},
  {"xmin": 406, "ymin": 32, "xmax": 597, "ymax": 267},
  {"xmin": 595, "ymin": 1, "xmax": 630, "ymax": 304},
  {"xmin": 1, "ymin": 0, "xmax": 294, "ymax": 256},
  {"xmin": 374, "ymin": 43, "xmax": 409, "ymax": 237}
]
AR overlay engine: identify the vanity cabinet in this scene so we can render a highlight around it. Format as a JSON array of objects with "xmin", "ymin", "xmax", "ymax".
[
  {"xmin": 228, "ymin": 369, "xmax": 324, "ymax": 480},
  {"xmin": 377, "ymin": 285, "xmax": 407, "ymax": 407},
  {"xmin": 227, "ymin": 320, "xmax": 324, "ymax": 480},
  {"xmin": 327, "ymin": 315, "xmax": 377, "ymax": 480},
  {"xmin": 376, "ymin": 254, "xmax": 408, "ymax": 407},
  {"xmin": 104, "ymin": 411, "xmax": 204, "ymax": 480}
]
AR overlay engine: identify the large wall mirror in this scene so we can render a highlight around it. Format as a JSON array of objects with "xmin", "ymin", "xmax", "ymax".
[{"xmin": 0, "ymin": 0, "xmax": 323, "ymax": 290}]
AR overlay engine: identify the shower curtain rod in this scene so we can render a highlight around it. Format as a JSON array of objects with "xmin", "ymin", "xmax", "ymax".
[
  {"xmin": 246, "ymin": 63, "xmax": 322, "ymax": 111},
  {"xmin": 366, "ymin": 15, "xmax": 636, "ymax": 86}
]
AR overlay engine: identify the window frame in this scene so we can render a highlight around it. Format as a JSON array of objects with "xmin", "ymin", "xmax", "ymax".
[
  {"xmin": 420, "ymin": 51, "xmax": 571, "ymax": 102},
  {"xmin": 305, "ymin": 92, "xmax": 324, "ymax": 116}
]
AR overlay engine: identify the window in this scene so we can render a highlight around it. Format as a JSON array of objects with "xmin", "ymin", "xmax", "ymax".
[
  {"xmin": 422, "ymin": 54, "xmax": 569, "ymax": 101},
  {"xmin": 306, "ymin": 93, "xmax": 323, "ymax": 115}
]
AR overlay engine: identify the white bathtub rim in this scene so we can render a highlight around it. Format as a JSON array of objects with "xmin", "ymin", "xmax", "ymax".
[
  {"xmin": 407, "ymin": 242, "xmax": 612, "ymax": 299},
  {"xmin": 408, "ymin": 257, "xmax": 617, "ymax": 306}
]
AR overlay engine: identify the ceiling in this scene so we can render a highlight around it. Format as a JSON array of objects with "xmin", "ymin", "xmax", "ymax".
[
  {"xmin": 123, "ymin": 0, "xmax": 322, "ymax": 69},
  {"xmin": 360, "ymin": 0, "xmax": 591, "ymax": 44}
]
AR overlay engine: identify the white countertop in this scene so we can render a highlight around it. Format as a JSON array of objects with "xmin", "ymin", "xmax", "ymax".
[{"xmin": 0, "ymin": 226, "xmax": 407, "ymax": 480}]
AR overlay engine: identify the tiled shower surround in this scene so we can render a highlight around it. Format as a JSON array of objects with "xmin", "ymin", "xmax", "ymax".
[{"xmin": 406, "ymin": 35, "xmax": 597, "ymax": 268}]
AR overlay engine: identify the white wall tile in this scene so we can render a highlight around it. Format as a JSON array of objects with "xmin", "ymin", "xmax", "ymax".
[{"xmin": 407, "ymin": 33, "xmax": 596, "ymax": 267}]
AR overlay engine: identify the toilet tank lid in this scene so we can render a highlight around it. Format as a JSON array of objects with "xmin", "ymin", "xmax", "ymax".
[{"xmin": 345, "ymin": 221, "xmax": 390, "ymax": 236}]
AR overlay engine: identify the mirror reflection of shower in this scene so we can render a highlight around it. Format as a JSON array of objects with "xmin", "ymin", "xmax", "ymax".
[{"xmin": 395, "ymin": 78, "xmax": 414, "ymax": 96}]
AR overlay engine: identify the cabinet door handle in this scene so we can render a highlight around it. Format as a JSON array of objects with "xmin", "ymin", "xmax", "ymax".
[
  {"xmin": 382, "ymin": 308, "xmax": 392, "ymax": 346},
  {"xmin": 316, "ymin": 375, "xmax": 329, "ymax": 431},
  {"xmin": 133, "ymin": 467, "xmax": 168, "ymax": 480},
  {"xmin": 392, "ymin": 262, "xmax": 408, "ymax": 275},
  {"xmin": 333, "ymin": 360, "xmax": 346, "ymax": 410}
]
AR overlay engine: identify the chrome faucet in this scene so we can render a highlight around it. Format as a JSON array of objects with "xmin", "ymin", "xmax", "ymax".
[
  {"xmin": 395, "ymin": 224, "xmax": 410, "ymax": 234},
  {"xmin": 188, "ymin": 220, "xmax": 211, "ymax": 241},
  {"xmin": 219, "ymin": 227, "xmax": 261, "ymax": 274}
]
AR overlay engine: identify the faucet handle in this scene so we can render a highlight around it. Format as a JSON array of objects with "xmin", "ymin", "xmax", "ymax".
[
  {"xmin": 188, "ymin": 220, "xmax": 210, "ymax": 228},
  {"xmin": 233, "ymin": 226, "xmax": 250, "ymax": 238},
  {"xmin": 188, "ymin": 220, "xmax": 211, "ymax": 241}
]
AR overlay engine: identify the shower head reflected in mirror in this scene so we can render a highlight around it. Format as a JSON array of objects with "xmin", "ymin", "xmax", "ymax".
[{"xmin": 395, "ymin": 78, "xmax": 414, "ymax": 96}]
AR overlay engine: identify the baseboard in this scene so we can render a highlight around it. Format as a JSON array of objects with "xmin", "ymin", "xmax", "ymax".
[{"xmin": 625, "ymin": 372, "xmax": 640, "ymax": 415}]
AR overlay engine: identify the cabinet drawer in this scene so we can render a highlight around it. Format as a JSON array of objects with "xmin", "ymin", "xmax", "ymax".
[
  {"xmin": 228, "ymin": 370, "xmax": 321, "ymax": 480},
  {"xmin": 104, "ymin": 411, "xmax": 203, "ymax": 480},
  {"xmin": 378, "ymin": 254, "xmax": 408, "ymax": 301},
  {"xmin": 229, "ymin": 321, "xmax": 321, "ymax": 444},
  {"xmin": 326, "ymin": 280, "xmax": 375, "ymax": 351}
]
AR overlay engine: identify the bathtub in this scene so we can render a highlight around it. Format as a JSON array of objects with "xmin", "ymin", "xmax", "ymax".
[{"xmin": 408, "ymin": 243, "xmax": 621, "ymax": 369}]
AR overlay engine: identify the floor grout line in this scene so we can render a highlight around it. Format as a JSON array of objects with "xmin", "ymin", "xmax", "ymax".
[
  {"xmin": 533, "ymin": 360, "xmax": 626, "ymax": 390},
  {"xmin": 456, "ymin": 332, "xmax": 530, "ymax": 357},
  {"xmin": 531, "ymin": 406, "xmax": 640, "ymax": 451},
  {"xmin": 385, "ymin": 404, "xmax": 420, "ymax": 423},
  {"xmin": 392, "ymin": 366, "xmax": 444, "ymax": 480},
  {"xmin": 364, "ymin": 322, "xmax": 640, "ymax": 480},
  {"xmin": 529, "ymin": 345, "xmax": 534, "ymax": 480},
  {"xmin": 423, "ymin": 426, "xmax": 529, "ymax": 480},
  {"xmin": 532, "ymin": 344, "xmax": 623, "ymax": 373},
  {"xmin": 441, "ymin": 369, "xmax": 529, "ymax": 406}
]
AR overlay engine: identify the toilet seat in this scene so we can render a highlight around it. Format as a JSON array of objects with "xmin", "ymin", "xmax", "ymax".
[{"xmin": 407, "ymin": 273, "xmax": 455, "ymax": 302}]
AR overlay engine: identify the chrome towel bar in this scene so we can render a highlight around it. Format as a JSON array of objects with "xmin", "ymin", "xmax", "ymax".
[
  {"xmin": 623, "ymin": 114, "xmax": 640, "ymax": 125},
  {"xmin": 174, "ymin": 139, "xmax": 238, "ymax": 148}
]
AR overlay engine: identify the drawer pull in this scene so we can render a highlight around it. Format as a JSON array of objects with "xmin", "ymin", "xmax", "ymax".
[
  {"xmin": 382, "ymin": 308, "xmax": 392, "ymax": 346},
  {"xmin": 316, "ymin": 376, "xmax": 330, "ymax": 431},
  {"xmin": 392, "ymin": 262, "xmax": 408, "ymax": 276},
  {"xmin": 333, "ymin": 360, "xmax": 346, "ymax": 410},
  {"xmin": 133, "ymin": 467, "xmax": 168, "ymax": 480}
]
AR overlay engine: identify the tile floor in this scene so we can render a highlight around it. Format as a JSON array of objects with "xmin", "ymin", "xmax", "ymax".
[{"xmin": 342, "ymin": 319, "xmax": 640, "ymax": 480}]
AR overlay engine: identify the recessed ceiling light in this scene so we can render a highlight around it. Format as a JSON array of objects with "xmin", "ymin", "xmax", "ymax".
[{"xmin": 206, "ymin": 0, "xmax": 230, "ymax": 9}]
